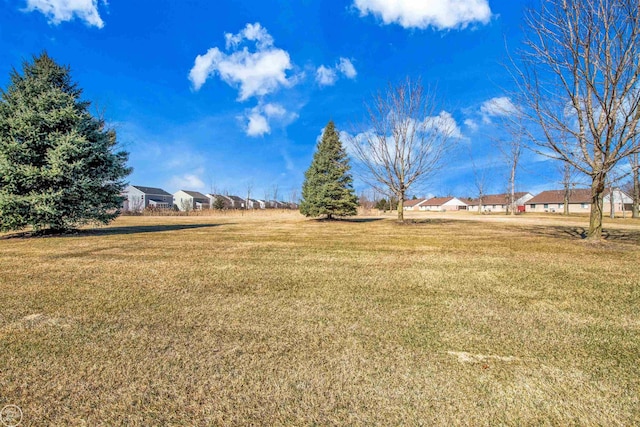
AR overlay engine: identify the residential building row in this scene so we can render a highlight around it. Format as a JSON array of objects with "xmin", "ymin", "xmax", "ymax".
[
  {"xmin": 122, "ymin": 185, "xmax": 634, "ymax": 214},
  {"xmin": 121, "ymin": 185, "xmax": 298, "ymax": 212},
  {"xmin": 402, "ymin": 189, "xmax": 634, "ymax": 214}
]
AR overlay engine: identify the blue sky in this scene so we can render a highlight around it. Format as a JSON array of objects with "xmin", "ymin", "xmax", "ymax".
[{"xmin": 0, "ymin": 0, "xmax": 569, "ymax": 200}]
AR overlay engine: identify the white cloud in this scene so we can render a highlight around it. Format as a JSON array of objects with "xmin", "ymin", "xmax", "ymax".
[
  {"xmin": 168, "ymin": 169, "xmax": 206, "ymax": 192},
  {"xmin": 316, "ymin": 57, "xmax": 357, "ymax": 87},
  {"xmin": 423, "ymin": 111, "xmax": 464, "ymax": 139},
  {"xmin": 24, "ymin": 0, "xmax": 105, "ymax": 28},
  {"xmin": 337, "ymin": 58, "xmax": 357, "ymax": 79},
  {"xmin": 263, "ymin": 103, "xmax": 287, "ymax": 117},
  {"xmin": 246, "ymin": 112, "xmax": 270, "ymax": 137},
  {"xmin": 189, "ymin": 23, "xmax": 294, "ymax": 100},
  {"xmin": 353, "ymin": 0, "xmax": 492, "ymax": 30},
  {"xmin": 464, "ymin": 118, "xmax": 479, "ymax": 131},
  {"xmin": 480, "ymin": 97, "xmax": 518, "ymax": 124},
  {"xmin": 224, "ymin": 22, "xmax": 273, "ymax": 50},
  {"xmin": 316, "ymin": 65, "xmax": 338, "ymax": 86},
  {"xmin": 243, "ymin": 103, "xmax": 298, "ymax": 137}
]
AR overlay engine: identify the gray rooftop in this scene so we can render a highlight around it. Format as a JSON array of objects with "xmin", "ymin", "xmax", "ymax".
[{"xmin": 131, "ymin": 185, "xmax": 172, "ymax": 197}]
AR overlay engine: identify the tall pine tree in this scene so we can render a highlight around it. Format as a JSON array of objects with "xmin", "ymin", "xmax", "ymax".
[
  {"xmin": 300, "ymin": 121, "xmax": 358, "ymax": 219},
  {"xmin": 0, "ymin": 53, "xmax": 131, "ymax": 233}
]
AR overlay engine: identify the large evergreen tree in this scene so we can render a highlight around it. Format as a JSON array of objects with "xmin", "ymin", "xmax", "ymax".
[
  {"xmin": 0, "ymin": 53, "xmax": 131, "ymax": 233},
  {"xmin": 300, "ymin": 121, "xmax": 358, "ymax": 219}
]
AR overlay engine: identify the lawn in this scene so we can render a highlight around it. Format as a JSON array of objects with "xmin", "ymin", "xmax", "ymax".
[{"xmin": 1, "ymin": 212, "xmax": 639, "ymax": 425}]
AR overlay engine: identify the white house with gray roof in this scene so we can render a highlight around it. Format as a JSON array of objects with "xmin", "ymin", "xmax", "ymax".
[
  {"xmin": 122, "ymin": 185, "xmax": 173, "ymax": 211},
  {"xmin": 174, "ymin": 190, "xmax": 210, "ymax": 211}
]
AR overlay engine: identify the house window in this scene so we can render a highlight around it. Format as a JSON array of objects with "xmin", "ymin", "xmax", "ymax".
[
  {"xmin": 558, "ymin": 204, "xmax": 562, "ymax": 209},
  {"xmin": 530, "ymin": 204, "xmax": 536, "ymax": 208},
  {"xmin": 581, "ymin": 203, "xmax": 587, "ymax": 209},
  {"xmin": 544, "ymin": 204, "xmax": 549, "ymax": 209}
]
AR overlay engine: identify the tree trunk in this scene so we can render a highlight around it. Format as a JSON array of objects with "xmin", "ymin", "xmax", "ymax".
[
  {"xmin": 509, "ymin": 163, "xmax": 517, "ymax": 215},
  {"xmin": 397, "ymin": 192, "xmax": 404, "ymax": 222},
  {"xmin": 562, "ymin": 161, "xmax": 572, "ymax": 215},
  {"xmin": 588, "ymin": 174, "xmax": 606, "ymax": 240},
  {"xmin": 609, "ymin": 186, "xmax": 615, "ymax": 219},
  {"xmin": 633, "ymin": 153, "xmax": 639, "ymax": 218}
]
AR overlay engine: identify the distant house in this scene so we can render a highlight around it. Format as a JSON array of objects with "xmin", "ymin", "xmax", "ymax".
[
  {"xmin": 267, "ymin": 200, "xmax": 287, "ymax": 209},
  {"xmin": 467, "ymin": 192, "xmax": 534, "ymax": 213},
  {"xmin": 527, "ymin": 188, "xmax": 636, "ymax": 214},
  {"xmin": 174, "ymin": 190, "xmax": 210, "ymax": 211},
  {"xmin": 403, "ymin": 198, "xmax": 428, "ymax": 211},
  {"xmin": 206, "ymin": 194, "xmax": 233, "ymax": 210},
  {"xmin": 419, "ymin": 197, "xmax": 468, "ymax": 211},
  {"xmin": 604, "ymin": 188, "xmax": 633, "ymax": 212},
  {"xmin": 226, "ymin": 195, "xmax": 246, "ymax": 209},
  {"xmin": 205, "ymin": 194, "xmax": 247, "ymax": 209},
  {"xmin": 526, "ymin": 189, "xmax": 591, "ymax": 213},
  {"xmin": 248, "ymin": 199, "xmax": 266, "ymax": 209},
  {"xmin": 122, "ymin": 185, "xmax": 173, "ymax": 211}
]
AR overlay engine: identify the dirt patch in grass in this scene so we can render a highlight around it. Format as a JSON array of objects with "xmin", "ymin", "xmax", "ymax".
[{"xmin": 447, "ymin": 351, "xmax": 520, "ymax": 363}]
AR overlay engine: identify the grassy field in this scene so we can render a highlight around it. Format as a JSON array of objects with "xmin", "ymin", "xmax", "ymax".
[{"xmin": 1, "ymin": 211, "xmax": 639, "ymax": 425}]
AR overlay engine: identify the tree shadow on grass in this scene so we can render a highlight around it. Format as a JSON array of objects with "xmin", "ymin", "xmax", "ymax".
[
  {"xmin": 1, "ymin": 223, "xmax": 229, "ymax": 239},
  {"xmin": 310, "ymin": 217, "xmax": 385, "ymax": 223},
  {"xmin": 399, "ymin": 218, "xmax": 463, "ymax": 226},
  {"xmin": 526, "ymin": 225, "xmax": 640, "ymax": 245},
  {"xmin": 340, "ymin": 218, "xmax": 385, "ymax": 223}
]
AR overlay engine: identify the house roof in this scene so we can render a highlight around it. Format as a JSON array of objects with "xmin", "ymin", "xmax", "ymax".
[
  {"xmin": 227, "ymin": 195, "xmax": 245, "ymax": 202},
  {"xmin": 403, "ymin": 198, "xmax": 427, "ymax": 207},
  {"xmin": 131, "ymin": 185, "xmax": 172, "ymax": 196},
  {"xmin": 422, "ymin": 197, "xmax": 463, "ymax": 206},
  {"xmin": 180, "ymin": 190, "xmax": 209, "ymax": 201},
  {"xmin": 467, "ymin": 192, "xmax": 530, "ymax": 206},
  {"xmin": 526, "ymin": 189, "xmax": 592, "ymax": 204}
]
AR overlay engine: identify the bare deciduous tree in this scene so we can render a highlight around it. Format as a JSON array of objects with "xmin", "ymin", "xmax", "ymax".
[
  {"xmin": 289, "ymin": 188, "xmax": 298, "ymax": 206},
  {"xmin": 554, "ymin": 130, "xmax": 585, "ymax": 215},
  {"xmin": 245, "ymin": 180, "xmax": 253, "ymax": 210},
  {"xmin": 512, "ymin": 0, "xmax": 640, "ymax": 239},
  {"xmin": 630, "ymin": 150, "xmax": 639, "ymax": 218},
  {"xmin": 494, "ymin": 120, "xmax": 524, "ymax": 215},
  {"xmin": 558, "ymin": 160, "xmax": 581, "ymax": 215},
  {"xmin": 349, "ymin": 77, "xmax": 456, "ymax": 221},
  {"xmin": 358, "ymin": 189, "xmax": 377, "ymax": 213},
  {"xmin": 505, "ymin": 140, "xmax": 521, "ymax": 216},
  {"xmin": 263, "ymin": 189, "xmax": 271, "ymax": 207},
  {"xmin": 468, "ymin": 150, "xmax": 492, "ymax": 215},
  {"xmin": 272, "ymin": 184, "xmax": 279, "ymax": 207}
]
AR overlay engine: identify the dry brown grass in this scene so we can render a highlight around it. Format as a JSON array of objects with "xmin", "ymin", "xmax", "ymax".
[{"xmin": 1, "ymin": 212, "xmax": 639, "ymax": 425}]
